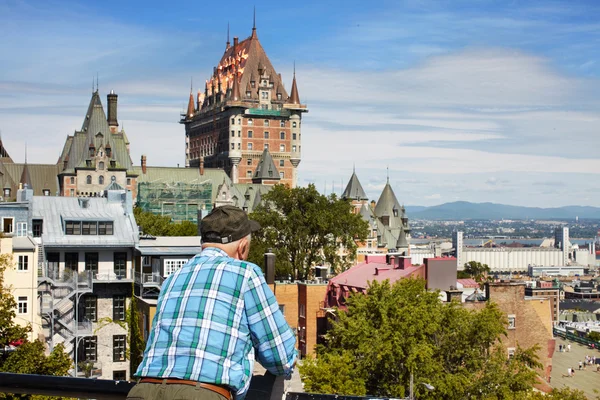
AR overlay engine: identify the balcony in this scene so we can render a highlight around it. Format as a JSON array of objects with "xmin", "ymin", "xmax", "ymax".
[
  {"xmin": 134, "ymin": 271, "xmax": 164, "ymax": 287},
  {"xmin": 93, "ymin": 268, "xmax": 133, "ymax": 283}
]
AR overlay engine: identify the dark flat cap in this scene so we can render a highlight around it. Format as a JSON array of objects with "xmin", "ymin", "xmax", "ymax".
[{"xmin": 200, "ymin": 205, "xmax": 261, "ymax": 244}]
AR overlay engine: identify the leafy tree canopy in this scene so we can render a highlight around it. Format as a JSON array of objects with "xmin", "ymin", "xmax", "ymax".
[
  {"xmin": 300, "ymin": 278, "xmax": 543, "ymax": 399},
  {"xmin": 458, "ymin": 260, "xmax": 492, "ymax": 283},
  {"xmin": 134, "ymin": 207, "xmax": 197, "ymax": 236},
  {"xmin": 247, "ymin": 184, "xmax": 368, "ymax": 281}
]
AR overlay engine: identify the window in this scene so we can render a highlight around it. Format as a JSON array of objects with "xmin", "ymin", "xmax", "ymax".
[
  {"xmin": 43, "ymin": 189, "xmax": 50, "ymax": 196},
  {"xmin": 293, "ymin": 133, "xmax": 297, "ymax": 140},
  {"xmin": 231, "ymin": 143, "xmax": 235, "ymax": 150},
  {"xmin": 292, "ymin": 145, "xmax": 297, "ymax": 152},
  {"xmin": 83, "ymin": 336, "xmax": 97, "ymax": 362},
  {"xmin": 106, "ymin": 148, "xmax": 111, "ymax": 157},
  {"xmin": 86, "ymin": 160, "xmax": 92, "ymax": 167},
  {"xmin": 280, "ymin": 144, "xmax": 285, "ymax": 152},
  {"xmin": 65, "ymin": 253, "xmax": 79, "ymax": 271},
  {"xmin": 16, "ymin": 222, "xmax": 27, "ymax": 237},
  {"xmin": 2, "ymin": 218, "xmax": 13, "ymax": 234},
  {"xmin": 251, "ymin": 81, "xmax": 255, "ymax": 88},
  {"xmin": 127, "ymin": 178, "xmax": 131, "ymax": 186},
  {"xmin": 113, "ymin": 334, "xmax": 126, "ymax": 362},
  {"xmin": 70, "ymin": 177, "xmax": 75, "ymax": 184},
  {"xmin": 18, "ymin": 255, "xmax": 28, "ymax": 271},
  {"xmin": 264, "ymin": 144, "xmax": 269, "ymax": 150},
  {"xmin": 82, "ymin": 221, "xmax": 97, "ymax": 235},
  {"xmin": 279, "ymin": 171, "xmax": 284, "ymax": 179},
  {"xmin": 248, "ymin": 130, "xmax": 253, "ymax": 138},
  {"xmin": 231, "ymin": 130, "xmax": 235, "ymax": 137},
  {"xmin": 277, "ymin": 93, "xmax": 282, "ymax": 100},
  {"xmin": 237, "ymin": 118, "xmax": 241, "ymax": 125},
  {"xmin": 247, "ymin": 143, "xmax": 253, "ymax": 150},
  {"xmin": 32, "ymin": 219, "xmax": 43, "ymax": 237},
  {"xmin": 292, "ymin": 122, "xmax": 297, "ymax": 128},
  {"xmin": 98, "ymin": 221, "xmax": 114, "ymax": 235},
  {"xmin": 264, "ymin": 132, "xmax": 269, "ymax": 139},
  {"xmin": 17, "ymin": 296, "xmax": 27, "ymax": 314},
  {"xmin": 110, "ymin": 161, "xmax": 116, "ymax": 168},
  {"xmin": 99, "ymin": 162, "xmax": 104, "ymax": 170},
  {"xmin": 84, "ymin": 296, "xmax": 97, "ymax": 322},
  {"xmin": 98, "ymin": 176, "xmax": 104, "ymax": 185},
  {"xmin": 280, "ymin": 121, "xmax": 285, "ymax": 127},
  {"xmin": 280, "ymin": 132, "xmax": 285, "ymax": 140},
  {"xmin": 246, "ymin": 170, "xmax": 252, "ymax": 177},
  {"xmin": 3, "ymin": 188, "xmax": 10, "ymax": 198},
  {"xmin": 264, "ymin": 120, "xmax": 270, "ymax": 127},
  {"xmin": 231, "ymin": 118, "xmax": 235, "ymax": 125},
  {"xmin": 113, "ymin": 295, "xmax": 126, "ymax": 321},
  {"xmin": 70, "ymin": 189, "xmax": 74, "ymax": 197},
  {"xmin": 65, "ymin": 221, "xmax": 81, "ymax": 235},
  {"xmin": 508, "ymin": 315, "xmax": 516, "ymax": 330},
  {"xmin": 299, "ymin": 304, "xmax": 306, "ymax": 318},
  {"xmin": 114, "ymin": 252, "xmax": 127, "ymax": 278},
  {"xmin": 237, "ymin": 143, "xmax": 241, "ymax": 150},
  {"xmin": 113, "ymin": 371, "xmax": 126, "ymax": 381},
  {"xmin": 246, "ymin": 91, "xmax": 251, "ymax": 98},
  {"xmin": 247, "ymin": 159, "xmax": 252, "ymax": 166},
  {"xmin": 508, "ymin": 347, "xmax": 516, "ymax": 359},
  {"xmin": 279, "ymin": 160, "xmax": 284, "ymax": 167},
  {"xmin": 85, "ymin": 253, "xmax": 99, "ymax": 276},
  {"xmin": 164, "ymin": 259, "xmax": 188, "ymax": 276},
  {"xmin": 86, "ymin": 175, "xmax": 92, "ymax": 184}
]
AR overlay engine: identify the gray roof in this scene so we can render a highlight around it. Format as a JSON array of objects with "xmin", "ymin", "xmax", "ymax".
[
  {"xmin": 396, "ymin": 226, "xmax": 409, "ymax": 249},
  {"xmin": 104, "ymin": 181, "xmax": 124, "ymax": 191},
  {"xmin": 374, "ymin": 181, "xmax": 404, "ymax": 230},
  {"xmin": 0, "ymin": 163, "xmax": 60, "ymax": 197},
  {"xmin": 342, "ymin": 171, "xmax": 368, "ymax": 201},
  {"xmin": 58, "ymin": 91, "xmax": 134, "ymax": 174},
  {"xmin": 31, "ymin": 195, "xmax": 138, "ymax": 247},
  {"xmin": 253, "ymin": 149, "xmax": 280, "ymax": 181}
]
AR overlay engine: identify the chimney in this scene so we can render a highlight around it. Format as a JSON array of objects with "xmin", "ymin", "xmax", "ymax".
[
  {"xmin": 233, "ymin": 37, "xmax": 239, "ymax": 48},
  {"xmin": 199, "ymin": 156, "xmax": 205, "ymax": 175},
  {"xmin": 446, "ymin": 289, "xmax": 463, "ymax": 303},
  {"xmin": 141, "ymin": 155, "xmax": 147, "ymax": 174},
  {"xmin": 107, "ymin": 90, "xmax": 118, "ymax": 133}
]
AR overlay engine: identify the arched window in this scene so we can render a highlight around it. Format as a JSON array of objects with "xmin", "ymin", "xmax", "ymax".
[
  {"xmin": 86, "ymin": 175, "xmax": 92, "ymax": 184},
  {"xmin": 99, "ymin": 176, "xmax": 104, "ymax": 185}
]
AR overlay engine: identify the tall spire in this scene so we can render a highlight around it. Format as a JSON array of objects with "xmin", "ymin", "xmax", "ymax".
[
  {"xmin": 251, "ymin": 6, "xmax": 257, "ymax": 39},
  {"xmin": 186, "ymin": 78, "xmax": 195, "ymax": 118},
  {"xmin": 20, "ymin": 143, "xmax": 32, "ymax": 190},
  {"xmin": 96, "ymin": 73, "xmax": 99, "ymax": 93},
  {"xmin": 226, "ymin": 22, "xmax": 230, "ymax": 49},
  {"xmin": 288, "ymin": 62, "xmax": 300, "ymax": 105}
]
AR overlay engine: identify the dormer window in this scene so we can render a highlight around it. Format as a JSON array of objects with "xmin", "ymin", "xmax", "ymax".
[
  {"xmin": 246, "ymin": 91, "xmax": 251, "ymax": 98},
  {"xmin": 261, "ymin": 91, "xmax": 268, "ymax": 99},
  {"xmin": 99, "ymin": 162, "xmax": 104, "ymax": 170},
  {"xmin": 86, "ymin": 160, "xmax": 92, "ymax": 167},
  {"xmin": 106, "ymin": 147, "xmax": 111, "ymax": 157},
  {"xmin": 110, "ymin": 160, "xmax": 116, "ymax": 168},
  {"xmin": 251, "ymin": 81, "xmax": 255, "ymax": 88},
  {"xmin": 277, "ymin": 93, "xmax": 282, "ymax": 100},
  {"xmin": 89, "ymin": 147, "xmax": 95, "ymax": 158}
]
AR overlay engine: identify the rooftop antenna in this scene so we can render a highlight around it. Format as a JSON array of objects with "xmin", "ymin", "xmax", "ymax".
[
  {"xmin": 96, "ymin": 73, "xmax": 99, "ymax": 92},
  {"xmin": 353, "ymin": 162, "xmax": 355, "ymax": 174},
  {"xmin": 253, "ymin": 6, "xmax": 256, "ymax": 31},
  {"xmin": 190, "ymin": 77, "xmax": 193, "ymax": 93},
  {"xmin": 24, "ymin": 142, "xmax": 27, "ymax": 164},
  {"xmin": 386, "ymin": 165, "xmax": 389, "ymax": 183}
]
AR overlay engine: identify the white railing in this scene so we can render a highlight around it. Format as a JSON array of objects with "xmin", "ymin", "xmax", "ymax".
[
  {"xmin": 93, "ymin": 268, "xmax": 133, "ymax": 282},
  {"xmin": 142, "ymin": 272, "xmax": 164, "ymax": 286}
]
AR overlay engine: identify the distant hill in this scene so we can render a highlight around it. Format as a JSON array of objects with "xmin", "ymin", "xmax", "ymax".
[{"xmin": 408, "ymin": 201, "xmax": 600, "ymax": 220}]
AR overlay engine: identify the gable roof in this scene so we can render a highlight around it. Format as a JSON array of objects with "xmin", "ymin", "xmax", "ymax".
[
  {"xmin": 342, "ymin": 170, "xmax": 368, "ymax": 201},
  {"xmin": 0, "ymin": 163, "xmax": 60, "ymax": 196}
]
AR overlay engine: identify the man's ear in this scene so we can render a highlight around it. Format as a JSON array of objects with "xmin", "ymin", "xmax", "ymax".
[{"xmin": 238, "ymin": 237, "xmax": 249, "ymax": 259}]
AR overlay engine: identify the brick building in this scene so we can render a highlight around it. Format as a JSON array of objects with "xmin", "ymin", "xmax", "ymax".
[{"xmin": 181, "ymin": 22, "xmax": 308, "ymax": 187}]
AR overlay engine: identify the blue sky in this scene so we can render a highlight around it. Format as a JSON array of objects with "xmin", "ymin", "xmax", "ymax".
[{"xmin": 1, "ymin": 0, "xmax": 599, "ymax": 207}]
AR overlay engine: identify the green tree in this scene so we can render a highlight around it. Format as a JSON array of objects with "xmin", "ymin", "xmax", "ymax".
[
  {"xmin": 300, "ymin": 278, "xmax": 542, "ymax": 399},
  {"xmin": 248, "ymin": 184, "xmax": 368, "ymax": 281},
  {"xmin": 128, "ymin": 283, "xmax": 145, "ymax": 376},
  {"xmin": 134, "ymin": 207, "xmax": 198, "ymax": 236},
  {"xmin": 458, "ymin": 260, "xmax": 492, "ymax": 283},
  {"xmin": 0, "ymin": 254, "xmax": 31, "ymax": 348},
  {"xmin": 588, "ymin": 331, "xmax": 600, "ymax": 342}
]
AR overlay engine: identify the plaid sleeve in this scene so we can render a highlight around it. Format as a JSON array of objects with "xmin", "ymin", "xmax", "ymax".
[{"xmin": 244, "ymin": 265, "xmax": 297, "ymax": 376}]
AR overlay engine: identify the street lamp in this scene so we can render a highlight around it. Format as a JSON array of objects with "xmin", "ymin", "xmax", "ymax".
[{"xmin": 408, "ymin": 371, "xmax": 435, "ymax": 400}]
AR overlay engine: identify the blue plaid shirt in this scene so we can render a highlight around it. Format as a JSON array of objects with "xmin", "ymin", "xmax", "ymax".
[{"xmin": 135, "ymin": 247, "xmax": 297, "ymax": 399}]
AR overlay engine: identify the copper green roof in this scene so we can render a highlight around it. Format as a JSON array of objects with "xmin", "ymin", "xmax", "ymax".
[{"xmin": 58, "ymin": 91, "xmax": 133, "ymax": 174}]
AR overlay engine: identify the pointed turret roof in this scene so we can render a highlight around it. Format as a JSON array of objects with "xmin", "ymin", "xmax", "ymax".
[
  {"xmin": 288, "ymin": 68, "xmax": 300, "ymax": 105},
  {"xmin": 374, "ymin": 180, "xmax": 404, "ymax": 229},
  {"xmin": 396, "ymin": 226, "xmax": 409, "ymax": 249},
  {"xmin": 19, "ymin": 161, "xmax": 33, "ymax": 190},
  {"xmin": 187, "ymin": 91, "xmax": 195, "ymax": 118},
  {"xmin": 253, "ymin": 148, "xmax": 280, "ymax": 181},
  {"xmin": 342, "ymin": 169, "xmax": 368, "ymax": 201}
]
